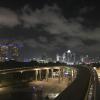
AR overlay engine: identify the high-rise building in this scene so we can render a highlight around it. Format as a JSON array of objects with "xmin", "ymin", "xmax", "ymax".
[
  {"xmin": 80, "ymin": 55, "xmax": 92, "ymax": 64},
  {"xmin": 0, "ymin": 44, "xmax": 20, "ymax": 62},
  {"xmin": 10, "ymin": 46, "xmax": 19, "ymax": 60},
  {"xmin": 62, "ymin": 53, "xmax": 66, "ymax": 63},
  {"xmin": 65, "ymin": 50, "xmax": 75, "ymax": 65},
  {"xmin": 56, "ymin": 54, "xmax": 60, "ymax": 62},
  {"xmin": 0, "ymin": 45, "xmax": 8, "ymax": 62}
]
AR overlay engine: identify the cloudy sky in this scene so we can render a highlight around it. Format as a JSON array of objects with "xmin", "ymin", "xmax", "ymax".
[{"xmin": 0, "ymin": 0, "xmax": 100, "ymax": 58}]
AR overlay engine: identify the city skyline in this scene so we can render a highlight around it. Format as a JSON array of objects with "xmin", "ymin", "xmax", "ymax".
[{"xmin": 0, "ymin": 0, "xmax": 100, "ymax": 58}]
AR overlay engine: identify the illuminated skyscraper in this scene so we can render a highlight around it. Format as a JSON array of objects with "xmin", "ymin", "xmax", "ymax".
[
  {"xmin": 62, "ymin": 52, "xmax": 66, "ymax": 63},
  {"xmin": 66, "ymin": 50, "xmax": 71, "ymax": 63},
  {"xmin": 0, "ymin": 44, "xmax": 20, "ymax": 62},
  {"xmin": 10, "ymin": 45, "xmax": 19, "ymax": 61},
  {"xmin": 66, "ymin": 50, "xmax": 75, "ymax": 65},
  {"xmin": 56, "ymin": 54, "xmax": 60, "ymax": 62},
  {"xmin": 0, "ymin": 46, "xmax": 8, "ymax": 62}
]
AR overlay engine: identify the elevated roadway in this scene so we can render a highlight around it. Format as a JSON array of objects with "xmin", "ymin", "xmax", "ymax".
[{"xmin": 55, "ymin": 65, "xmax": 99, "ymax": 100}]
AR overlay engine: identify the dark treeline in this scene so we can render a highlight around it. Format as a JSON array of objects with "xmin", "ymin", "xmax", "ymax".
[
  {"xmin": 0, "ymin": 60, "xmax": 100, "ymax": 70},
  {"xmin": 75, "ymin": 63, "xmax": 100, "ymax": 68},
  {"xmin": 0, "ymin": 60, "xmax": 66, "ymax": 70},
  {"xmin": 90, "ymin": 63, "xmax": 100, "ymax": 68}
]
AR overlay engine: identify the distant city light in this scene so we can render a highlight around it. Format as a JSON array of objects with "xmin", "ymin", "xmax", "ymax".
[
  {"xmin": 67, "ymin": 50, "xmax": 71, "ymax": 53},
  {"xmin": 93, "ymin": 67, "xmax": 96, "ymax": 70}
]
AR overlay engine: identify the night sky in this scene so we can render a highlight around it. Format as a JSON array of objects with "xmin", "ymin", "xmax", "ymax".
[{"xmin": 0, "ymin": 0, "xmax": 100, "ymax": 58}]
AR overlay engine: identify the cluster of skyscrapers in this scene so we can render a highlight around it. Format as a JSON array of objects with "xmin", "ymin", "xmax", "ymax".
[
  {"xmin": 0, "ymin": 44, "xmax": 19, "ymax": 62},
  {"xmin": 56, "ymin": 50, "xmax": 76, "ymax": 65},
  {"xmin": 56, "ymin": 50, "xmax": 100, "ymax": 65}
]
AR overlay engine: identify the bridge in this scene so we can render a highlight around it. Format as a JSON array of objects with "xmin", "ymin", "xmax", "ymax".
[
  {"xmin": 0, "ymin": 64, "xmax": 100, "ymax": 100},
  {"xmin": 0, "ymin": 66, "xmax": 76, "ymax": 83}
]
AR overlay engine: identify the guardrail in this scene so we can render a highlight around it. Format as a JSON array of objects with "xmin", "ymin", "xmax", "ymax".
[{"xmin": 95, "ymin": 69, "xmax": 100, "ymax": 100}]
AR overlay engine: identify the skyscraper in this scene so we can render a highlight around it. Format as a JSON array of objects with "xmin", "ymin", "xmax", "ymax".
[
  {"xmin": 10, "ymin": 46, "xmax": 19, "ymax": 60},
  {"xmin": 0, "ymin": 45, "xmax": 8, "ymax": 62},
  {"xmin": 62, "ymin": 52, "xmax": 66, "ymax": 63},
  {"xmin": 0, "ymin": 44, "xmax": 20, "ymax": 62},
  {"xmin": 56, "ymin": 54, "xmax": 60, "ymax": 62}
]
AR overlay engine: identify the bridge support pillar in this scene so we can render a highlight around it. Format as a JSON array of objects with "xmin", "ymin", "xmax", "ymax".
[
  {"xmin": 51, "ymin": 69, "xmax": 54, "ymax": 78},
  {"xmin": 35, "ymin": 70, "xmax": 38, "ymax": 81},
  {"xmin": 58, "ymin": 68, "xmax": 61, "ymax": 83},
  {"xmin": 39, "ymin": 70, "xmax": 41, "ymax": 80},
  {"xmin": 61, "ymin": 68, "xmax": 64, "ymax": 81},
  {"xmin": 46, "ymin": 69, "xmax": 49, "ymax": 81}
]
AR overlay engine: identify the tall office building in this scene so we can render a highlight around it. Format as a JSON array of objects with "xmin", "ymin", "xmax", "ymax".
[
  {"xmin": 0, "ymin": 46, "xmax": 8, "ymax": 62},
  {"xmin": 65, "ymin": 50, "xmax": 75, "ymax": 65},
  {"xmin": 10, "ymin": 46, "xmax": 19, "ymax": 60},
  {"xmin": 80, "ymin": 55, "xmax": 91, "ymax": 64},
  {"xmin": 0, "ymin": 44, "xmax": 20, "ymax": 62},
  {"xmin": 56, "ymin": 54, "xmax": 60, "ymax": 62},
  {"xmin": 66, "ymin": 50, "xmax": 71, "ymax": 63},
  {"xmin": 62, "ymin": 52, "xmax": 66, "ymax": 63}
]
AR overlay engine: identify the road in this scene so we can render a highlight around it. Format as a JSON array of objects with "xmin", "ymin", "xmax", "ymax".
[{"xmin": 55, "ymin": 66, "xmax": 93, "ymax": 100}]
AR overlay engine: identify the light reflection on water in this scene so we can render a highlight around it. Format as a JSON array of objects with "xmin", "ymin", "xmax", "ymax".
[{"xmin": 0, "ymin": 85, "xmax": 58, "ymax": 100}]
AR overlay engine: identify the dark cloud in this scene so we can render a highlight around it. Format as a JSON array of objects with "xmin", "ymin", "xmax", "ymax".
[
  {"xmin": 0, "ymin": 2, "xmax": 100, "ymax": 57},
  {"xmin": 0, "ymin": 7, "xmax": 20, "ymax": 27}
]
